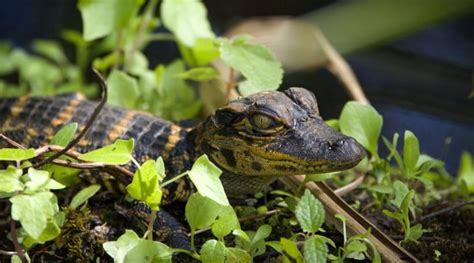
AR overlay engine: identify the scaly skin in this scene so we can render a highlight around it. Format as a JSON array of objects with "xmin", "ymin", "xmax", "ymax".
[{"xmin": 0, "ymin": 87, "xmax": 365, "ymax": 256}]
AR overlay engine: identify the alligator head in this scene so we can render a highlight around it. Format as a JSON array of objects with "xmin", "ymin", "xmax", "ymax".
[{"xmin": 197, "ymin": 87, "xmax": 366, "ymax": 196}]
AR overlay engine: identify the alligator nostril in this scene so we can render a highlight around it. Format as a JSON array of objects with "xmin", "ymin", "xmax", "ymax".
[{"xmin": 336, "ymin": 139, "xmax": 345, "ymax": 147}]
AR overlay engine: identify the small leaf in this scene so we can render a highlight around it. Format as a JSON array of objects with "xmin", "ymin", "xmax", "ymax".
[
  {"xmin": 10, "ymin": 192, "xmax": 59, "ymax": 240},
  {"xmin": 458, "ymin": 151, "xmax": 474, "ymax": 193},
  {"xmin": 303, "ymin": 236, "xmax": 328, "ymax": 263},
  {"xmin": 0, "ymin": 148, "xmax": 35, "ymax": 161},
  {"xmin": 200, "ymin": 239, "xmax": 226, "ymax": 263},
  {"xmin": 403, "ymin": 130, "xmax": 420, "ymax": 174},
  {"xmin": 405, "ymin": 223, "xmax": 426, "ymax": 243},
  {"xmin": 225, "ymin": 247, "xmax": 252, "ymax": 263},
  {"xmin": 390, "ymin": 180, "xmax": 409, "ymax": 209},
  {"xmin": 161, "ymin": 0, "xmax": 215, "ymax": 47},
  {"xmin": 25, "ymin": 168, "xmax": 65, "ymax": 192},
  {"xmin": 295, "ymin": 189, "xmax": 325, "ymax": 233},
  {"xmin": 78, "ymin": 0, "xmax": 145, "ymax": 41},
  {"xmin": 192, "ymin": 38, "xmax": 220, "ymax": 66},
  {"xmin": 232, "ymin": 229, "xmax": 250, "ymax": 243},
  {"xmin": 126, "ymin": 239, "xmax": 172, "ymax": 263},
  {"xmin": 103, "ymin": 230, "xmax": 140, "ymax": 262},
  {"xmin": 78, "ymin": 139, "xmax": 134, "ymax": 165},
  {"xmin": 176, "ymin": 67, "xmax": 219, "ymax": 81},
  {"xmin": 339, "ymin": 102, "xmax": 383, "ymax": 156},
  {"xmin": 69, "ymin": 184, "xmax": 101, "ymax": 209},
  {"xmin": 368, "ymin": 185, "xmax": 393, "ymax": 194},
  {"xmin": 280, "ymin": 238, "xmax": 303, "ymax": 261},
  {"xmin": 187, "ymin": 155, "xmax": 228, "ymax": 206},
  {"xmin": 32, "ymin": 40, "xmax": 67, "ymax": 64},
  {"xmin": 126, "ymin": 160, "xmax": 162, "ymax": 211},
  {"xmin": 50, "ymin": 123, "xmax": 78, "ymax": 146},
  {"xmin": 219, "ymin": 37, "xmax": 283, "ymax": 96},
  {"xmin": 251, "ymin": 224, "xmax": 272, "ymax": 247},
  {"xmin": 304, "ymin": 173, "xmax": 334, "ymax": 183},
  {"xmin": 107, "ymin": 70, "xmax": 140, "ymax": 108},
  {"xmin": 185, "ymin": 193, "xmax": 221, "ymax": 231},
  {"xmin": 0, "ymin": 166, "xmax": 24, "ymax": 194},
  {"xmin": 212, "ymin": 205, "xmax": 240, "ymax": 239}
]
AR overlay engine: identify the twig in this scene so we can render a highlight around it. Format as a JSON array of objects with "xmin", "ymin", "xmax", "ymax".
[
  {"xmin": 0, "ymin": 134, "xmax": 26, "ymax": 149},
  {"xmin": 0, "ymin": 249, "xmax": 18, "ymax": 256},
  {"xmin": 225, "ymin": 68, "xmax": 237, "ymax": 101},
  {"xmin": 33, "ymin": 69, "xmax": 108, "ymax": 169},
  {"xmin": 313, "ymin": 27, "xmax": 369, "ymax": 104},
  {"xmin": 10, "ymin": 220, "xmax": 26, "ymax": 263},
  {"xmin": 334, "ymin": 173, "xmax": 365, "ymax": 197},
  {"xmin": 413, "ymin": 200, "xmax": 474, "ymax": 225}
]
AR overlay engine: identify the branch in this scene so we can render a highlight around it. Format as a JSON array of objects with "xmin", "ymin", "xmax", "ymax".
[
  {"xmin": 10, "ymin": 220, "xmax": 26, "ymax": 263},
  {"xmin": 33, "ymin": 69, "xmax": 108, "ymax": 168}
]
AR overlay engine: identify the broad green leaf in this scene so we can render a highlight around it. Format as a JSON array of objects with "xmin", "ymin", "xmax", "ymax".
[
  {"xmin": 161, "ymin": 0, "xmax": 215, "ymax": 47},
  {"xmin": 219, "ymin": 37, "xmax": 283, "ymax": 96},
  {"xmin": 0, "ymin": 166, "xmax": 24, "ymax": 194},
  {"xmin": 50, "ymin": 123, "xmax": 78, "ymax": 146},
  {"xmin": 187, "ymin": 155, "xmax": 228, "ymax": 206},
  {"xmin": 103, "ymin": 230, "xmax": 140, "ymax": 262},
  {"xmin": 0, "ymin": 148, "xmax": 35, "ymax": 161},
  {"xmin": 403, "ymin": 130, "xmax": 420, "ymax": 174},
  {"xmin": 128, "ymin": 52, "xmax": 149, "ymax": 76},
  {"xmin": 185, "ymin": 193, "xmax": 221, "ymax": 230},
  {"xmin": 78, "ymin": 139, "xmax": 134, "ymax": 165},
  {"xmin": 339, "ymin": 102, "xmax": 383, "ymax": 156},
  {"xmin": 295, "ymin": 189, "xmax": 325, "ymax": 233},
  {"xmin": 232, "ymin": 229, "xmax": 250, "ymax": 243},
  {"xmin": 225, "ymin": 247, "xmax": 252, "ymax": 263},
  {"xmin": 177, "ymin": 67, "xmax": 219, "ymax": 81},
  {"xmin": 78, "ymin": 0, "xmax": 145, "ymax": 41},
  {"xmin": 200, "ymin": 239, "xmax": 226, "ymax": 263},
  {"xmin": 391, "ymin": 180, "xmax": 409, "ymax": 209},
  {"xmin": 192, "ymin": 38, "xmax": 220, "ymax": 66},
  {"xmin": 126, "ymin": 239, "xmax": 172, "ymax": 263},
  {"xmin": 345, "ymin": 240, "xmax": 367, "ymax": 254},
  {"xmin": 126, "ymin": 160, "xmax": 162, "ymax": 211},
  {"xmin": 32, "ymin": 40, "xmax": 67, "ymax": 64},
  {"xmin": 107, "ymin": 70, "xmax": 140, "ymax": 108},
  {"xmin": 303, "ymin": 236, "xmax": 328, "ymax": 263},
  {"xmin": 247, "ymin": 224, "xmax": 272, "ymax": 257},
  {"xmin": 10, "ymin": 192, "xmax": 59, "ymax": 240},
  {"xmin": 280, "ymin": 238, "xmax": 303, "ymax": 262},
  {"xmin": 25, "ymin": 168, "xmax": 65, "ymax": 192},
  {"xmin": 458, "ymin": 151, "xmax": 474, "ymax": 193},
  {"xmin": 325, "ymin": 119, "xmax": 339, "ymax": 130},
  {"xmin": 212, "ymin": 205, "xmax": 239, "ymax": 239},
  {"xmin": 405, "ymin": 223, "xmax": 425, "ymax": 243},
  {"xmin": 69, "ymin": 184, "xmax": 101, "ymax": 209},
  {"xmin": 21, "ymin": 217, "xmax": 62, "ymax": 246}
]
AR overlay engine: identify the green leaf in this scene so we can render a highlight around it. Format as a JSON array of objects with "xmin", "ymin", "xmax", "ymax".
[
  {"xmin": 50, "ymin": 123, "xmax": 78, "ymax": 146},
  {"xmin": 78, "ymin": 139, "xmax": 134, "ymax": 165},
  {"xmin": 368, "ymin": 185, "xmax": 393, "ymax": 194},
  {"xmin": 153, "ymin": 60, "xmax": 202, "ymax": 121},
  {"xmin": 303, "ymin": 236, "xmax": 328, "ymax": 263},
  {"xmin": 187, "ymin": 155, "xmax": 228, "ymax": 206},
  {"xmin": 0, "ymin": 148, "xmax": 35, "ymax": 161},
  {"xmin": 225, "ymin": 247, "xmax": 252, "ymax": 263},
  {"xmin": 405, "ymin": 223, "xmax": 426, "ymax": 243},
  {"xmin": 295, "ymin": 189, "xmax": 325, "ymax": 233},
  {"xmin": 403, "ymin": 130, "xmax": 420, "ymax": 174},
  {"xmin": 192, "ymin": 38, "xmax": 220, "ymax": 66},
  {"xmin": 280, "ymin": 238, "xmax": 303, "ymax": 262},
  {"xmin": 177, "ymin": 67, "xmax": 219, "ymax": 81},
  {"xmin": 103, "ymin": 230, "xmax": 141, "ymax": 262},
  {"xmin": 247, "ymin": 224, "xmax": 272, "ymax": 256},
  {"xmin": 400, "ymin": 190, "xmax": 415, "ymax": 220},
  {"xmin": 126, "ymin": 160, "xmax": 162, "ymax": 211},
  {"xmin": 304, "ymin": 173, "xmax": 334, "ymax": 183},
  {"xmin": 78, "ymin": 0, "xmax": 145, "ymax": 41},
  {"xmin": 219, "ymin": 37, "xmax": 283, "ymax": 96},
  {"xmin": 32, "ymin": 40, "xmax": 67, "ymax": 64},
  {"xmin": 161, "ymin": 0, "xmax": 215, "ymax": 47},
  {"xmin": 325, "ymin": 119, "xmax": 339, "ymax": 130},
  {"xmin": 391, "ymin": 180, "xmax": 409, "ymax": 209},
  {"xmin": 10, "ymin": 192, "xmax": 59, "ymax": 240},
  {"xmin": 128, "ymin": 51, "xmax": 149, "ymax": 76},
  {"xmin": 107, "ymin": 70, "xmax": 140, "ymax": 108},
  {"xmin": 0, "ymin": 166, "xmax": 24, "ymax": 195},
  {"xmin": 69, "ymin": 184, "xmax": 101, "ymax": 209},
  {"xmin": 382, "ymin": 210, "xmax": 404, "ymax": 226},
  {"xmin": 200, "ymin": 239, "xmax": 226, "ymax": 263},
  {"xmin": 232, "ymin": 229, "xmax": 250, "ymax": 243},
  {"xmin": 212, "ymin": 205, "xmax": 239, "ymax": 239},
  {"xmin": 339, "ymin": 101, "xmax": 383, "ymax": 156},
  {"xmin": 126, "ymin": 239, "xmax": 172, "ymax": 263},
  {"xmin": 185, "ymin": 193, "xmax": 221, "ymax": 230},
  {"xmin": 458, "ymin": 152, "xmax": 474, "ymax": 193},
  {"xmin": 155, "ymin": 157, "xmax": 166, "ymax": 179},
  {"xmin": 25, "ymin": 168, "xmax": 65, "ymax": 192}
]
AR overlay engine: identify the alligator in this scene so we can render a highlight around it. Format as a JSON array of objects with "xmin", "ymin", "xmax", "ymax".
[{"xmin": 0, "ymin": 87, "xmax": 365, "ymax": 258}]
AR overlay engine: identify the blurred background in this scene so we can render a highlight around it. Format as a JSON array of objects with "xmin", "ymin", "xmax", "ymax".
[{"xmin": 0, "ymin": 0, "xmax": 473, "ymax": 173}]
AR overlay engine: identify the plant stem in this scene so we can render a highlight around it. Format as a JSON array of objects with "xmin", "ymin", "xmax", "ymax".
[
  {"xmin": 172, "ymin": 249, "xmax": 200, "ymax": 260},
  {"xmin": 160, "ymin": 171, "xmax": 188, "ymax": 188},
  {"xmin": 147, "ymin": 210, "xmax": 157, "ymax": 240},
  {"xmin": 10, "ymin": 220, "xmax": 26, "ymax": 263}
]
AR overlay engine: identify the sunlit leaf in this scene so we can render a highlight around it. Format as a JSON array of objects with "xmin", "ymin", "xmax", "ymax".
[
  {"xmin": 0, "ymin": 148, "xmax": 35, "ymax": 161},
  {"xmin": 303, "ymin": 236, "xmax": 328, "ymax": 263},
  {"xmin": 295, "ymin": 189, "xmax": 325, "ymax": 233},
  {"xmin": 126, "ymin": 160, "xmax": 162, "ymax": 211},
  {"xmin": 69, "ymin": 184, "xmax": 101, "ymax": 209},
  {"xmin": 78, "ymin": 139, "xmax": 134, "ymax": 165},
  {"xmin": 200, "ymin": 239, "xmax": 226, "ymax": 263}
]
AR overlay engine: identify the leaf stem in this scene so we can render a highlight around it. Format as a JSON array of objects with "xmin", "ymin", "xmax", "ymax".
[
  {"xmin": 172, "ymin": 248, "xmax": 200, "ymax": 260},
  {"xmin": 10, "ymin": 220, "xmax": 26, "ymax": 263},
  {"xmin": 160, "ymin": 171, "xmax": 188, "ymax": 188},
  {"xmin": 147, "ymin": 210, "xmax": 157, "ymax": 240}
]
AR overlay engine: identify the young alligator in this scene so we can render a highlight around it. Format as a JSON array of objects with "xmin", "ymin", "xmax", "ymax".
[{"xmin": 0, "ymin": 87, "xmax": 365, "ymax": 254}]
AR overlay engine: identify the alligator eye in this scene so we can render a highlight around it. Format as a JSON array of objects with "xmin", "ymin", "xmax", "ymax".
[{"xmin": 248, "ymin": 113, "xmax": 283, "ymax": 134}]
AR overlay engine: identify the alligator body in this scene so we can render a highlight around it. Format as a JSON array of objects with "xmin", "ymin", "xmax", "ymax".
[{"xmin": 0, "ymin": 88, "xmax": 365, "ymax": 257}]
